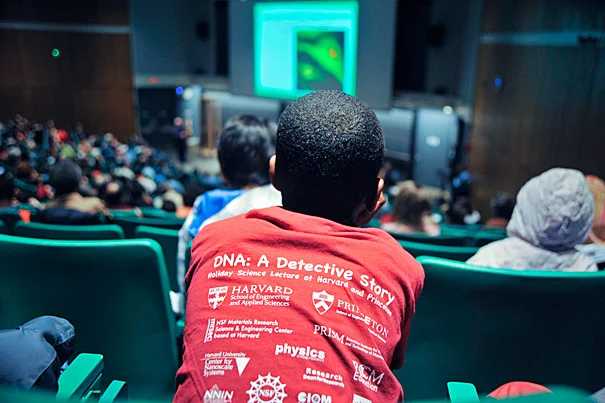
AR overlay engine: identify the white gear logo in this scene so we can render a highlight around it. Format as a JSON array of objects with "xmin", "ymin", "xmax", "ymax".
[{"xmin": 246, "ymin": 373, "xmax": 287, "ymax": 403}]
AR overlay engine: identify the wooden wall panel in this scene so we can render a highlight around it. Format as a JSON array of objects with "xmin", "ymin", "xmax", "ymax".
[
  {"xmin": 0, "ymin": 29, "xmax": 134, "ymax": 138},
  {"xmin": 469, "ymin": 44, "xmax": 603, "ymax": 213},
  {"xmin": 469, "ymin": 1, "xmax": 605, "ymax": 215},
  {"xmin": 0, "ymin": 0, "xmax": 129, "ymax": 25},
  {"xmin": 482, "ymin": 0, "xmax": 604, "ymax": 33},
  {"xmin": 0, "ymin": 30, "xmax": 26, "ymax": 87}
]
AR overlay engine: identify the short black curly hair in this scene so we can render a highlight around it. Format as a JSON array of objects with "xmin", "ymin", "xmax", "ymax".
[{"xmin": 275, "ymin": 90, "xmax": 384, "ymax": 218}]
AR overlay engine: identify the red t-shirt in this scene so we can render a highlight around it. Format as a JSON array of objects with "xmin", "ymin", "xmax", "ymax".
[{"xmin": 175, "ymin": 207, "xmax": 424, "ymax": 403}]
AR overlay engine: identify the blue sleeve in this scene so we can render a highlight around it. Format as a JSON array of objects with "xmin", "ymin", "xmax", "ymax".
[{"xmin": 188, "ymin": 193, "xmax": 211, "ymax": 238}]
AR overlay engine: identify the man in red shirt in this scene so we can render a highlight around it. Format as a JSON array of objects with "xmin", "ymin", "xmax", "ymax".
[{"xmin": 175, "ymin": 90, "xmax": 424, "ymax": 403}]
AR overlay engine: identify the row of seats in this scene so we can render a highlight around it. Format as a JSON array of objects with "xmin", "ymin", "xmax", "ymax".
[
  {"xmin": 1, "ymin": 224, "xmax": 602, "ymax": 400},
  {"xmin": 397, "ymin": 256, "xmax": 605, "ymax": 400},
  {"xmin": 0, "ymin": 209, "xmax": 185, "ymax": 237},
  {"xmin": 0, "ymin": 353, "xmax": 128, "ymax": 402},
  {"xmin": 0, "ymin": 235, "xmax": 179, "ymax": 399}
]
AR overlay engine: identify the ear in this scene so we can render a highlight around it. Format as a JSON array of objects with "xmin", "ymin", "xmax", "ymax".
[
  {"xmin": 269, "ymin": 155, "xmax": 280, "ymax": 191},
  {"xmin": 355, "ymin": 178, "xmax": 386, "ymax": 226}
]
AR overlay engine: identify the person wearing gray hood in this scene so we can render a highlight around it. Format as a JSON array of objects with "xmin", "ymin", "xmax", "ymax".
[{"xmin": 468, "ymin": 168, "xmax": 597, "ymax": 272}]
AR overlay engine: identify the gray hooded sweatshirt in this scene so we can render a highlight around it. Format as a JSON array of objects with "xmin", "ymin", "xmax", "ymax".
[{"xmin": 468, "ymin": 168, "xmax": 597, "ymax": 272}]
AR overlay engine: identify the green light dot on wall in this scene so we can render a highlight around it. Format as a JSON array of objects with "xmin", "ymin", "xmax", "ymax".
[{"xmin": 51, "ymin": 48, "xmax": 60, "ymax": 57}]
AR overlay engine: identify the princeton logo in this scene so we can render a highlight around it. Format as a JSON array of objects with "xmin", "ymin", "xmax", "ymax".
[
  {"xmin": 208, "ymin": 286, "xmax": 228, "ymax": 309},
  {"xmin": 312, "ymin": 290, "xmax": 334, "ymax": 315}
]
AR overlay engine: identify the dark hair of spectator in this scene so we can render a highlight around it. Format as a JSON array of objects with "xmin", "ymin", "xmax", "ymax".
[
  {"xmin": 217, "ymin": 114, "xmax": 275, "ymax": 189},
  {"xmin": 162, "ymin": 200, "xmax": 177, "ymax": 213},
  {"xmin": 0, "ymin": 170, "xmax": 15, "ymax": 202},
  {"xmin": 447, "ymin": 196, "xmax": 472, "ymax": 225},
  {"xmin": 274, "ymin": 90, "xmax": 384, "ymax": 219},
  {"xmin": 49, "ymin": 160, "xmax": 82, "ymax": 197},
  {"xmin": 491, "ymin": 192, "xmax": 516, "ymax": 220}
]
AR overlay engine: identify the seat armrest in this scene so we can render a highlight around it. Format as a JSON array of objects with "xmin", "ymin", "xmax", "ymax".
[
  {"xmin": 57, "ymin": 353, "xmax": 104, "ymax": 400},
  {"xmin": 99, "ymin": 380, "xmax": 128, "ymax": 402},
  {"xmin": 448, "ymin": 381, "xmax": 480, "ymax": 403}
]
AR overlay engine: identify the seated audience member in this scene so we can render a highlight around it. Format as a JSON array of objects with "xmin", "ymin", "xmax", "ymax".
[
  {"xmin": 161, "ymin": 186, "xmax": 184, "ymax": 212},
  {"xmin": 0, "ymin": 168, "xmax": 17, "ymax": 212},
  {"xmin": 381, "ymin": 180, "xmax": 441, "ymax": 236},
  {"xmin": 179, "ymin": 182, "xmax": 209, "ymax": 219},
  {"xmin": 447, "ymin": 196, "xmax": 481, "ymax": 225},
  {"xmin": 484, "ymin": 192, "xmax": 516, "ymax": 229},
  {"xmin": 175, "ymin": 91, "xmax": 425, "ymax": 402},
  {"xmin": 586, "ymin": 175, "xmax": 605, "ymax": 244},
  {"xmin": 100, "ymin": 180, "xmax": 132, "ymax": 210},
  {"xmin": 468, "ymin": 168, "xmax": 597, "ymax": 271},
  {"xmin": 199, "ymin": 184, "xmax": 282, "ymax": 229},
  {"xmin": 175, "ymin": 115, "xmax": 275, "ymax": 312},
  {"xmin": 0, "ymin": 316, "xmax": 74, "ymax": 391},
  {"xmin": 576, "ymin": 175, "xmax": 605, "ymax": 269},
  {"xmin": 162, "ymin": 200, "xmax": 177, "ymax": 213},
  {"xmin": 38, "ymin": 160, "xmax": 110, "ymax": 225}
]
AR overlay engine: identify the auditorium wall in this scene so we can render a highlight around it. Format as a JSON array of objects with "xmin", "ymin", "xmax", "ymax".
[
  {"xmin": 0, "ymin": 0, "xmax": 135, "ymax": 138},
  {"xmin": 468, "ymin": 0, "xmax": 605, "ymax": 215}
]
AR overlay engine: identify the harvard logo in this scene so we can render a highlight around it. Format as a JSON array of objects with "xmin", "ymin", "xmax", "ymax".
[
  {"xmin": 312, "ymin": 290, "xmax": 334, "ymax": 315},
  {"xmin": 208, "ymin": 286, "xmax": 228, "ymax": 309}
]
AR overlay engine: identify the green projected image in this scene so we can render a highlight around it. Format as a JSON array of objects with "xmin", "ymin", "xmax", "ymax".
[
  {"xmin": 296, "ymin": 31, "xmax": 345, "ymax": 91},
  {"xmin": 254, "ymin": 1, "xmax": 358, "ymax": 100}
]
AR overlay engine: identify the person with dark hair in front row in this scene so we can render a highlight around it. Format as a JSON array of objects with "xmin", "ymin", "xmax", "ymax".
[
  {"xmin": 0, "ymin": 168, "xmax": 17, "ymax": 212},
  {"xmin": 175, "ymin": 115, "xmax": 276, "ymax": 313},
  {"xmin": 174, "ymin": 91, "xmax": 425, "ymax": 402},
  {"xmin": 484, "ymin": 192, "xmax": 516, "ymax": 229},
  {"xmin": 37, "ymin": 159, "xmax": 110, "ymax": 225}
]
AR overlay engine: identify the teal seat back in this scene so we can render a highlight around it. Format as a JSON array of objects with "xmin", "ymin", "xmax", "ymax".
[
  {"xmin": 114, "ymin": 216, "xmax": 185, "ymax": 238},
  {"xmin": 0, "ymin": 235, "xmax": 178, "ymax": 399},
  {"xmin": 109, "ymin": 209, "xmax": 140, "ymax": 218},
  {"xmin": 139, "ymin": 207, "xmax": 178, "ymax": 219},
  {"xmin": 441, "ymin": 223, "xmax": 483, "ymax": 233},
  {"xmin": 0, "ymin": 220, "xmax": 6, "ymax": 234},
  {"xmin": 395, "ymin": 256, "xmax": 605, "ymax": 400},
  {"xmin": 399, "ymin": 241, "xmax": 479, "ymax": 261},
  {"xmin": 473, "ymin": 231, "xmax": 507, "ymax": 247},
  {"xmin": 390, "ymin": 232, "xmax": 469, "ymax": 246},
  {"xmin": 135, "ymin": 226, "xmax": 179, "ymax": 292},
  {"xmin": 0, "ymin": 211, "xmax": 22, "ymax": 234},
  {"xmin": 15, "ymin": 222, "xmax": 125, "ymax": 240}
]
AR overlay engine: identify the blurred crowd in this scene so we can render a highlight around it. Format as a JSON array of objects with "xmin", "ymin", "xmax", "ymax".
[{"xmin": 0, "ymin": 114, "xmax": 213, "ymax": 222}]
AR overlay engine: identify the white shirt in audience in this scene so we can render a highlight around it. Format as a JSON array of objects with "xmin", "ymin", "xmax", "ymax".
[
  {"xmin": 200, "ymin": 184, "xmax": 282, "ymax": 229},
  {"xmin": 467, "ymin": 168, "xmax": 597, "ymax": 272}
]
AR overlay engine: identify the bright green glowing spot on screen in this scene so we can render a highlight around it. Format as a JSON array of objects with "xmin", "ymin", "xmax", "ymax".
[
  {"xmin": 51, "ymin": 48, "xmax": 60, "ymax": 57},
  {"xmin": 297, "ymin": 31, "xmax": 345, "ymax": 90},
  {"xmin": 254, "ymin": 1, "xmax": 358, "ymax": 100}
]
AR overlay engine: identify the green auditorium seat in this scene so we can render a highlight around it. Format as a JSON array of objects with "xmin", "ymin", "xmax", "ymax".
[
  {"xmin": 441, "ymin": 223, "xmax": 483, "ymax": 233},
  {"xmin": 0, "ymin": 235, "xmax": 178, "ymax": 399},
  {"xmin": 139, "ymin": 207, "xmax": 178, "ymax": 219},
  {"xmin": 472, "ymin": 230, "xmax": 507, "ymax": 247},
  {"xmin": 0, "ymin": 220, "xmax": 6, "ymax": 234},
  {"xmin": 109, "ymin": 209, "xmax": 140, "ymax": 218},
  {"xmin": 0, "ymin": 211, "xmax": 22, "ymax": 234},
  {"xmin": 390, "ymin": 231, "xmax": 469, "ymax": 246},
  {"xmin": 395, "ymin": 256, "xmax": 605, "ymax": 400},
  {"xmin": 135, "ymin": 226, "xmax": 179, "ymax": 292},
  {"xmin": 399, "ymin": 240, "xmax": 479, "ymax": 261},
  {"xmin": 114, "ymin": 216, "xmax": 185, "ymax": 238},
  {"xmin": 0, "ymin": 352, "xmax": 129, "ymax": 402},
  {"xmin": 15, "ymin": 222, "xmax": 125, "ymax": 240},
  {"xmin": 57, "ymin": 353, "xmax": 104, "ymax": 401},
  {"xmin": 481, "ymin": 226, "xmax": 508, "ymax": 234}
]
